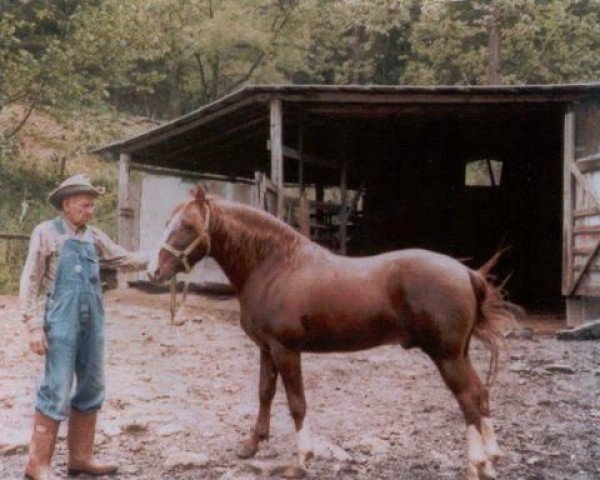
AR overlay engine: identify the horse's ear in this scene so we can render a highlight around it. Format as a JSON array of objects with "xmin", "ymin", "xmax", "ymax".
[{"xmin": 194, "ymin": 185, "xmax": 207, "ymax": 205}]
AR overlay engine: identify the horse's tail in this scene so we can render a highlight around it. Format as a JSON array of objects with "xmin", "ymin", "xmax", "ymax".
[{"xmin": 468, "ymin": 251, "xmax": 522, "ymax": 386}]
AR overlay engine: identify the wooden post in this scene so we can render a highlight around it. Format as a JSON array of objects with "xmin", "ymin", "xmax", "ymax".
[
  {"xmin": 298, "ymin": 125, "xmax": 310, "ymax": 237},
  {"xmin": 563, "ymin": 109, "xmax": 575, "ymax": 297},
  {"xmin": 339, "ymin": 155, "xmax": 349, "ymax": 255},
  {"xmin": 118, "ymin": 153, "xmax": 133, "ymax": 288},
  {"xmin": 270, "ymin": 98, "xmax": 284, "ymax": 218},
  {"xmin": 298, "ymin": 125, "xmax": 305, "ymax": 193},
  {"xmin": 253, "ymin": 171, "xmax": 262, "ymax": 209}
]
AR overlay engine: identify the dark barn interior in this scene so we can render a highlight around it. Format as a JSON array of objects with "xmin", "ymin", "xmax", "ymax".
[
  {"xmin": 276, "ymin": 105, "xmax": 566, "ymax": 310},
  {"xmin": 96, "ymin": 86, "xmax": 600, "ymax": 313}
]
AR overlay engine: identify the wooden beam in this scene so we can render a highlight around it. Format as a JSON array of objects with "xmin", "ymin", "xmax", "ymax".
[
  {"xmin": 130, "ymin": 163, "xmax": 256, "ymax": 185},
  {"xmin": 270, "ymin": 98, "xmax": 284, "ymax": 219},
  {"xmin": 118, "ymin": 153, "xmax": 132, "ymax": 248},
  {"xmin": 573, "ymin": 225, "xmax": 600, "ymax": 235},
  {"xmin": 570, "ymin": 239, "xmax": 600, "ymax": 296},
  {"xmin": 573, "ymin": 207, "xmax": 600, "ymax": 218},
  {"xmin": 573, "ymin": 264, "xmax": 600, "ymax": 272},
  {"xmin": 303, "ymin": 105, "xmax": 428, "ymax": 117},
  {"xmin": 574, "ymin": 246, "xmax": 598, "ymax": 256},
  {"xmin": 266, "ymin": 142, "xmax": 337, "ymax": 169},
  {"xmin": 280, "ymin": 89, "xmax": 585, "ymax": 105},
  {"xmin": 563, "ymin": 109, "xmax": 575, "ymax": 295},
  {"xmin": 298, "ymin": 126, "xmax": 305, "ymax": 193},
  {"xmin": 118, "ymin": 153, "xmax": 133, "ymax": 288},
  {"xmin": 570, "ymin": 162, "xmax": 600, "ymax": 209},
  {"xmin": 298, "ymin": 125, "xmax": 310, "ymax": 237},
  {"xmin": 576, "ymin": 152, "xmax": 600, "ymax": 173},
  {"xmin": 0, "ymin": 232, "xmax": 29, "ymax": 240},
  {"xmin": 339, "ymin": 155, "xmax": 348, "ymax": 255}
]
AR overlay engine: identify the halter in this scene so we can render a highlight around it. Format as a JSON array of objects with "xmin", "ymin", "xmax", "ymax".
[
  {"xmin": 160, "ymin": 206, "xmax": 211, "ymax": 273},
  {"xmin": 160, "ymin": 205, "xmax": 211, "ymax": 325}
]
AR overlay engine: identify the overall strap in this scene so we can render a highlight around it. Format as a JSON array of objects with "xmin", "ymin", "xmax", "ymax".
[
  {"xmin": 48, "ymin": 218, "xmax": 67, "ymax": 299},
  {"xmin": 52, "ymin": 217, "xmax": 67, "ymax": 235}
]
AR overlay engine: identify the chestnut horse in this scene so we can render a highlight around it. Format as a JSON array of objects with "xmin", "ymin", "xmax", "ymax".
[{"xmin": 147, "ymin": 187, "xmax": 516, "ymax": 480}]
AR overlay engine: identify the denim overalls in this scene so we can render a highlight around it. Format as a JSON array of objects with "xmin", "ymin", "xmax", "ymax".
[{"xmin": 36, "ymin": 218, "xmax": 105, "ymax": 421}]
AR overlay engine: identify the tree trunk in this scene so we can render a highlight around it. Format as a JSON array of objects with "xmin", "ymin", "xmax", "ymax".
[{"xmin": 487, "ymin": 4, "xmax": 501, "ymax": 85}]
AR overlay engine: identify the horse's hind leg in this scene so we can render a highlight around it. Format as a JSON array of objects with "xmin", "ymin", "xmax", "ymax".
[
  {"xmin": 238, "ymin": 349, "xmax": 279, "ymax": 459},
  {"xmin": 433, "ymin": 353, "xmax": 498, "ymax": 480},
  {"xmin": 271, "ymin": 347, "xmax": 312, "ymax": 479}
]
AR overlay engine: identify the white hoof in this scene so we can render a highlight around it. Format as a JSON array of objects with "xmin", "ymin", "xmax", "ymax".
[
  {"xmin": 281, "ymin": 464, "xmax": 307, "ymax": 479},
  {"xmin": 482, "ymin": 418, "xmax": 503, "ymax": 462},
  {"xmin": 466, "ymin": 463, "xmax": 479, "ymax": 480},
  {"xmin": 480, "ymin": 460, "xmax": 497, "ymax": 480}
]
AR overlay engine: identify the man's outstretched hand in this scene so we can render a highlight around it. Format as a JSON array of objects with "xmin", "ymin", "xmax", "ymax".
[{"xmin": 28, "ymin": 327, "xmax": 48, "ymax": 355}]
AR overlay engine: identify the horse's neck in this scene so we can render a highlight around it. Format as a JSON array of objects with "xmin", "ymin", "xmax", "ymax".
[{"xmin": 209, "ymin": 202, "xmax": 306, "ymax": 291}]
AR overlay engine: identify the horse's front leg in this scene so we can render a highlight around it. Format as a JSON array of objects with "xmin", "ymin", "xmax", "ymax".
[
  {"xmin": 271, "ymin": 347, "xmax": 313, "ymax": 479},
  {"xmin": 237, "ymin": 349, "xmax": 279, "ymax": 459}
]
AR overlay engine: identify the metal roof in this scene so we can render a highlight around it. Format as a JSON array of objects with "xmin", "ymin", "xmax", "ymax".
[{"xmin": 92, "ymin": 83, "xmax": 600, "ymax": 157}]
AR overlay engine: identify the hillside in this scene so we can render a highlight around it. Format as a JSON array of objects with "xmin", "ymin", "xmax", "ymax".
[{"xmin": 0, "ymin": 106, "xmax": 160, "ymax": 292}]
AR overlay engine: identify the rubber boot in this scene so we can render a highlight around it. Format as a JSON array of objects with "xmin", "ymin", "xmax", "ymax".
[
  {"xmin": 24, "ymin": 411, "xmax": 60, "ymax": 480},
  {"xmin": 67, "ymin": 410, "xmax": 117, "ymax": 477}
]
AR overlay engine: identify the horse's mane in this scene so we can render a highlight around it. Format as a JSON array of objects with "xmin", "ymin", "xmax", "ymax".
[
  {"xmin": 205, "ymin": 199, "xmax": 321, "ymax": 288},
  {"xmin": 214, "ymin": 199, "xmax": 304, "ymax": 243}
]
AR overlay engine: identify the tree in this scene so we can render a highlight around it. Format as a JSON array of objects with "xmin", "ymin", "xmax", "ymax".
[
  {"xmin": 107, "ymin": 0, "xmax": 310, "ymax": 117},
  {"xmin": 0, "ymin": 0, "xmax": 164, "ymax": 140},
  {"xmin": 293, "ymin": 0, "xmax": 418, "ymax": 85},
  {"xmin": 404, "ymin": 0, "xmax": 600, "ymax": 85}
]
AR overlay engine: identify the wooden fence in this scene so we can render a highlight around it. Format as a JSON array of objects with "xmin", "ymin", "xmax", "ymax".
[{"xmin": 0, "ymin": 232, "xmax": 30, "ymax": 293}]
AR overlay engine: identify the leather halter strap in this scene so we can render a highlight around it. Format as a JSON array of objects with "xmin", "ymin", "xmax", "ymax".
[
  {"xmin": 161, "ymin": 205, "xmax": 211, "ymax": 325},
  {"xmin": 160, "ymin": 206, "xmax": 211, "ymax": 273}
]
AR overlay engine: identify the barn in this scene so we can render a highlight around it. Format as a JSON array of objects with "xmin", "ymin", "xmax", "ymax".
[{"xmin": 93, "ymin": 84, "xmax": 600, "ymax": 327}]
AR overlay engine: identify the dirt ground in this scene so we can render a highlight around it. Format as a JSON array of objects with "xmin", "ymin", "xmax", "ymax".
[{"xmin": 1, "ymin": 290, "xmax": 599, "ymax": 480}]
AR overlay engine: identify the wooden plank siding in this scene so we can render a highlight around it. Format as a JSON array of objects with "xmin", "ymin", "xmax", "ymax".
[{"xmin": 564, "ymin": 99, "xmax": 600, "ymax": 297}]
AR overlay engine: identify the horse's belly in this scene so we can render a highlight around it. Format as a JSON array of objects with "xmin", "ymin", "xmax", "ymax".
[{"xmin": 297, "ymin": 310, "xmax": 411, "ymax": 353}]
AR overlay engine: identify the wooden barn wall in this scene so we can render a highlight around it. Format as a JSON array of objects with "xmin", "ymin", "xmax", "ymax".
[{"xmin": 355, "ymin": 109, "xmax": 564, "ymax": 310}]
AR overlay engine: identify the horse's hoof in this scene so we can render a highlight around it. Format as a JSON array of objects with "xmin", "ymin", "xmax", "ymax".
[
  {"xmin": 302, "ymin": 450, "xmax": 314, "ymax": 462},
  {"xmin": 465, "ymin": 464, "xmax": 479, "ymax": 480},
  {"xmin": 479, "ymin": 461, "xmax": 497, "ymax": 480},
  {"xmin": 281, "ymin": 465, "xmax": 307, "ymax": 479},
  {"xmin": 487, "ymin": 449, "xmax": 504, "ymax": 464},
  {"xmin": 237, "ymin": 440, "xmax": 259, "ymax": 459}
]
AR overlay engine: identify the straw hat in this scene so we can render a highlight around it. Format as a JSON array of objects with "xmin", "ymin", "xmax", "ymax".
[{"xmin": 48, "ymin": 174, "xmax": 105, "ymax": 210}]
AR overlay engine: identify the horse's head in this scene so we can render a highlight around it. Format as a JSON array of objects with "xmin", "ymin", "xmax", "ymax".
[{"xmin": 147, "ymin": 186, "xmax": 212, "ymax": 284}]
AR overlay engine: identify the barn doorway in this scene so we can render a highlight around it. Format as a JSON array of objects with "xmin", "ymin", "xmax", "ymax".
[{"xmin": 356, "ymin": 105, "xmax": 565, "ymax": 311}]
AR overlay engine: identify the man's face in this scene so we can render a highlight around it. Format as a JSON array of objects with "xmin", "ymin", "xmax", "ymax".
[{"xmin": 62, "ymin": 194, "xmax": 96, "ymax": 228}]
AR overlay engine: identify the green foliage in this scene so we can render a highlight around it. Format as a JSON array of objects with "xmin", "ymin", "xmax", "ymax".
[
  {"xmin": 105, "ymin": 0, "xmax": 311, "ymax": 116},
  {"xmin": 1, "ymin": 0, "xmax": 599, "ymax": 125},
  {"xmin": 0, "ymin": 150, "xmax": 117, "ymax": 292},
  {"xmin": 404, "ymin": 0, "xmax": 600, "ymax": 85},
  {"xmin": 294, "ymin": 0, "xmax": 417, "ymax": 85},
  {"xmin": 0, "ymin": 151, "xmax": 117, "ymax": 233}
]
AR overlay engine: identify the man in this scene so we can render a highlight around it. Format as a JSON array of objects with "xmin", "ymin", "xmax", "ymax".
[{"xmin": 20, "ymin": 174, "xmax": 150, "ymax": 480}]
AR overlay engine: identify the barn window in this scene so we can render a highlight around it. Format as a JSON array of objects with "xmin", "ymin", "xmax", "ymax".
[{"xmin": 465, "ymin": 159, "xmax": 503, "ymax": 187}]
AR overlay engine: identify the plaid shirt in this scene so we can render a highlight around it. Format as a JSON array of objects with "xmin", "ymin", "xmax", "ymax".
[{"xmin": 19, "ymin": 217, "xmax": 150, "ymax": 330}]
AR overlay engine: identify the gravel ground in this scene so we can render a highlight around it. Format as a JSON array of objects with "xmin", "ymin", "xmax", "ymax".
[{"xmin": 1, "ymin": 290, "xmax": 599, "ymax": 480}]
